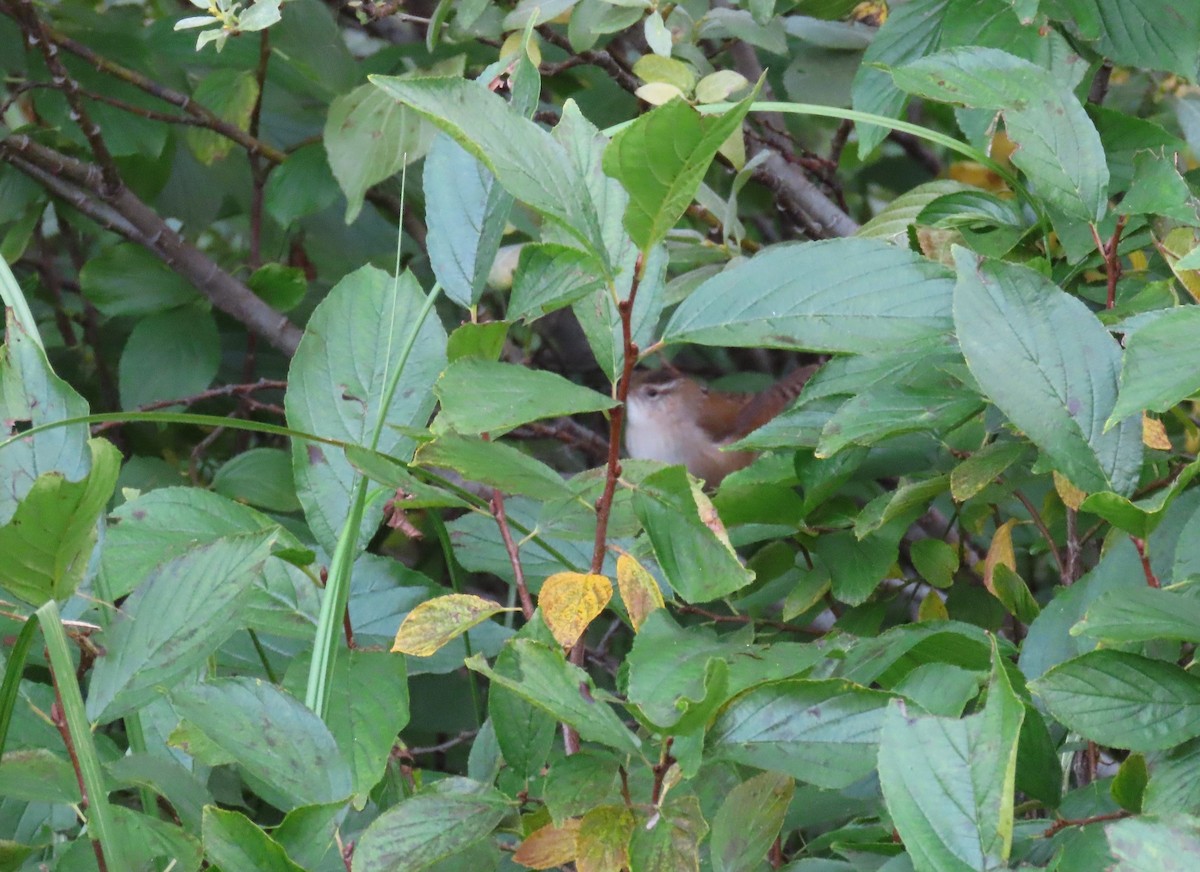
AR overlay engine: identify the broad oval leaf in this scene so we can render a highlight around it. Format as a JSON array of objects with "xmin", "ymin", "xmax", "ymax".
[
  {"xmin": 708, "ymin": 679, "xmax": 894, "ymax": 789},
  {"xmin": 953, "ymin": 247, "xmax": 1141, "ymax": 495},
  {"xmin": 352, "ymin": 780, "xmax": 510, "ymax": 872},
  {"xmin": 172, "ymin": 678, "xmax": 352, "ymax": 810},
  {"xmin": 662, "ymin": 238, "xmax": 955, "ymax": 353},
  {"xmin": 1110, "ymin": 306, "xmax": 1200, "ymax": 424},
  {"xmin": 1032, "ymin": 650, "xmax": 1200, "ymax": 751},
  {"xmin": 285, "ymin": 266, "xmax": 446, "ymax": 555}
]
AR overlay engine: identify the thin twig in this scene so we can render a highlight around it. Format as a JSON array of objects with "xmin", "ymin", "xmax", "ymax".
[
  {"xmin": 1013, "ymin": 489, "xmax": 1067, "ymax": 581},
  {"xmin": 1041, "ymin": 809, "xmax": 1129, "ymax": 838},
  {"xmin": 1131, "ymin": 536, "xmax": 1160, "ymax": 588},
  {"xmin": 490, "ymin": 488, "xmax": 535, "ymax": 620}
]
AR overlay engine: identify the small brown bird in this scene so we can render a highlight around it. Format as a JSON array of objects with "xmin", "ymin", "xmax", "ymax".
[{"xmin": 624, "ymin": 365, "xmax": 817, "ymax": 486}]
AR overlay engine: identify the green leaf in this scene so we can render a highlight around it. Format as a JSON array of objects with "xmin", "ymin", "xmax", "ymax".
[
  {"xmin": 1115, "ymin": 150, "xmax": 1198, "ymax": 222},
  {"xmin": 1032, "ymin": 650, "xmax": 1200, "ymax": 751},
  {"xmin": 446, "ymin": 321, "xmax": 508, "ymax": 363},
  {"xmin": 817, "ymin": 385, "xmax": 983, "ymax": 458},
  {"xmin": 878, "ymin": 644, "xmax": 1024, "ymax": 871},
  {"xmin": 186, "ymin": 69, "xmax": 259, "ymax": 165},
  {"xmin": 466, "ymin": 640, "xmax": 642, "ymax": 756},
  {"xmin": 79, "ymin": 243, "xmax": 198, "ymax": 317},
  {"xmin": 911, "ymin": 538, "xmax": 960, "ymax": 589},
  {"xmin": 0, "ymin": 748, "xmax": 79, "ymax": 803},
  {"xmin": 489, "ymin": 641, "xmax": 557, "ymax": 779},
  {"xmin": 263, "ymin": 143, "xmax": 340, "ymax": 226},
  {"xmin": 248, "ymin": 263, "xmax": 308, "ymax": 314},
  {"xmin": 212, "ymin": 447, "xmax": 302, "ymax": 513},
  {"xmin": 813, "ymin": 530, "xmax": 898, "ymax": 606},
  {"xmin": 1072, "ymin": 588, "xmax": 1200, "ymax": 644},
  {"xmin": 708, "ymin": 679, "xmax": 894, "ymax": 789},
  {"xmin": 851, "ymin": 0, "xmax": 948, "ymax": 156},
  {"xmin": 424, "ymin": 133, "xmax": 515, "ymax": 309},
  {"xmin": 662, "ymin": 238, "xmax": 955, "ymax": 353},
  {"xmin": 0, "ymin": 438, "xmax": 118, "ymax": 606},
  {"xmin": 323, "ymin": 82, "xmax": 436, "ymax": 223},
  {"xmin": 857, "ymin": 179, "xmax": 974, "ymax": 240},
  {"xmin": 109, "ymin": 806, "xmax": 203, "ymax": 871},
  {"xmin": 99, "ymin": 487, "xmax": 316, "ymax": 636},
  {"xmin": 369, "ymin": 76, "xmax": 607, "ymax": 264},
  {"xmin": 626, "ymin": 610, "xmax": 825, "ymax": 730},
  {"xmin": 950, "ymin": 441, "xmax": 1027, "ymax": 502},
  {"xmin": 286, "ymin": 267, "xmax": 446, "ymax": 555},
  {"xmin": 632, "ymin": 466, "xmax": 755, "ymax": 603},
  {"xmin": 709, "ymin": 772, "xmax": 794, "ymax": 872},
  {"xmin": 893, "ymin": 47, "xmax": 1108, "ymax": 220},
  {"xmin": 87, "ymin": 530, "xmax": 278, "ymax": 722},
  {"xmin": 434, "ymin": 359, "xmax": 615, "ymax": 434},
  {"xmin": 1052, "ymin": 0, "xmax": 1200, "ymax": 80},
  {"xmin": 602, "ymin": 88, "xmax": 757, "ymax": 250},
  {"xmin": 119, "ymin": 306, "xmax": 220, "ymax": 411},
  {"xmin": 414, "ymin": 434, "xmax": 576, "ymax": 501},
  {"xmin": 1106, "ymin": 814, "xmax": 1200, "ymax": 871},
  {"xmin": 1111, "ymin": 306, "xmax": 1200, "ymax": 423},
  {"xmin": 507, "ymin": 243, "xmax": 607, "ymax": 322},
  {"xmin": 953, "ymin": 247, "xmax": 1141, "ymax": 495},
  {"xmin": 282, "ymin": 650, "xmax": 409, "ymax": 804},
  {"xmin": 351, "ymin": 778, "xmax": 510, "ymax": 872},
  {"xmin": 543, "ymin": 752, "xmax": 622, "ymax": 825},
  {"xmin": 203, "ymin": 807, "xmax": 305, "ymax": 872},
  {"xmin": 1111, "ymin": 753, "xmax": 1148, "ymax": 813},
  {"xmin": 172, "ymin": 678, "xmax": 352, "ymax": 809}
]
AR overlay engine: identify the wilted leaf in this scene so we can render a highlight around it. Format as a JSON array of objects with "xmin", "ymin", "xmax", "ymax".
[
  {"xmin": 615, "ymin": 554, "xmax": 665, "ymax": 632},
  {"xmin": 539, "ymin": 572, "xmax": 613, "ymax": 648}
]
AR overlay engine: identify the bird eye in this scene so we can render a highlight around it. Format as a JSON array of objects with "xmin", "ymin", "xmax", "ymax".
[{"xmin": 645, "ymin": 387, "xmax": 660, "ymax": 399}]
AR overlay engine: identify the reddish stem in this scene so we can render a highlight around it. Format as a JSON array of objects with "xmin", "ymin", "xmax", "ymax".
[{"xmin": 1131, "ymin": 536, "xmax": 1160, "ymax": 587}]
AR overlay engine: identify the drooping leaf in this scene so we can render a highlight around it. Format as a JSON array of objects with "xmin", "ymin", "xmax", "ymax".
[
  {"xmin": 414, "ymin": 434, "xmax": 576, "ymax": 501},
  {"xmin": 0, "ymin": 438, "xmax": 118, "ymax": 606},
  {"xmin": 87, "ymin": 530, "xmax": 279, "ymax": 723},
  {"xmin": 953, "ymin": 247, "xmax": 1141, "ymax": 495},
  {"xmin": 323, "ymin": 82, "xmax": 437, "ymax": 222},
  {"xmin": 352, "ymin": 779, "xmax": 510, "ymax": 872},
  {"xmin": 878, "ymin": 646, "xmax": 1024, "ymax": 871},
  {"xmin": 172, "ymin": 678, "xmax": 352, "ymax": 810},
  {"xmin": 632, "ymin": 466, "xmax": 754, "ymax": 603},
  {"xmin": 602, "ymin": 88, "xmax": 757, "ymax": 250},
  {"xmin": 894, "ymin": 47, "xmax": 1109, "ymax": 220},
  {"xmin": 467, "ymin": 640, "xmax": 642, "ymax": 756},
  {"xmin": 709, "ymin": 772, "xmax": 794, "ymax": 872},
  {"xmin": 538, "ymin": 572, "xmax": 613, "ymax": 648},
  {"xmin": 369, "ymin": 76, "xmax": 608, "ymax": 265},
  {"xmin": 286, "ymin": 266, "xmax": 446, "ymax": 555}
]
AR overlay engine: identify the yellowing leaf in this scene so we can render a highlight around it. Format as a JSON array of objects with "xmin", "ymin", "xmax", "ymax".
[
  {"xmin": 689, "ymin": 479, "xmax": 737, "ymax": 555},
  {"xmin": 392, "ymin": 594, "xmax": 517, "ymax": 656},
  {"xmin": 539, "ymin": 572, "xmax": 613, "ymax": 648},
  {"xmin": 576, "ymin": 805, "xmax": 634, "ymax": 872},
  {"xmin": 634, "ymin": 82, "xmax": 685, "ymax": 106},
  {"xmin": 615, "ymin": 554, "xmax": 665, "ymax": 632},
  {"xmin": 918, "ymin": 590, "xmax": 949, "ymax": 621},
  {"xmin": 514, "ymin": 819, "xmax": 581, "ymax": 869},
  {"xmin": 983, "ymin": 518, "xmax": 1018, "ymax": 597},
  {"xmin": 1143, "ymin": 414, "xmax": 1172, "ymax": 450},
  {"xmin": 1053, "ymin": 471, "xmax": 1087, "ymax": 511}
]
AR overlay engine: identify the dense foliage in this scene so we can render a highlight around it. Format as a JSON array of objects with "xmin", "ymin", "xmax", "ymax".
[{"xmin": 4, "ymin": 0, "xmax": 1200, "ymax": 869}]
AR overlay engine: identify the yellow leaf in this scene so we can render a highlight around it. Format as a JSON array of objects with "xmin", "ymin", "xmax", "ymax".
[
  {"xmin": 539, "ymin": 572, "xmax": 613, "ymax": 648},
  {"xmin": 392, "ymin": 594, "xmax": 517, "ymax": 656},
  {"xmin": 983, "ymin": 518, "xmax": 1017, "ymax": 596},
  {"xmin": 1143, "ymin": 414, "xmax": 1171, "ymax": 450},
  {"xmin": 615, "ymin": 553, "xmax": 665, "ymax": 632},
  {"xmin": 689, "ymin": 478, "xmax": 737, "ymax": 555},
  {"xmin": 1052, "ymin": 471, "xmax": 1087, "ymax": 511},
  {"xmin": 918, "ymin": 589, "xmax": 949, "ymax": 621},
  {"xmin": 513, "ymin": 819, "xmax": 581, "ymax": 869}
]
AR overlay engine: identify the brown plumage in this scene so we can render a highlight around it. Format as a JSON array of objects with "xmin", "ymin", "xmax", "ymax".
[{"xmin": 624, "ymin": 365, "xmax": 817, "ymax": 485}]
